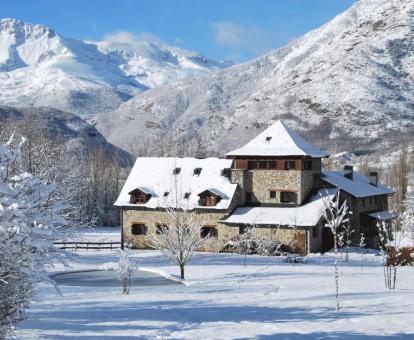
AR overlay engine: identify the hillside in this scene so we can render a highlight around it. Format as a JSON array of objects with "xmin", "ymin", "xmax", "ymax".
[
  {"xmin": 0, "ymin": 18, "xmax": 230, "ymax": 116},
  {"xmin": 0, "ymin": 105, "xmax": 132, "ymax": 165},
  {"xmin": 96, "ymin": 0, "xmax": 414, "ymax": 157}
]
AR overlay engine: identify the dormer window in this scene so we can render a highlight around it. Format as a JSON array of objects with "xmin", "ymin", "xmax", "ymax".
[
  {"xmin": 184, "ymin": 192, "xmax": 191, "ymax": 199},
  {"xmin": 198, "ymin": 189, "xmax": 222, "ymax": 207},
  {"xmin": 173, "ymin": 167, "xmax": 181, "ymax": 175},
  {"xmin": 128, "ymin": 188, "xmax": 151, "ymax": 204},
  {"xmin": 194, "ymin": 168, "xmax": 202, "ymax": 176}
]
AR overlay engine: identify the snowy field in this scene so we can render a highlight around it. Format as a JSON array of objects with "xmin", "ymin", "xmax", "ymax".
[{"xmin": 16, "ymin": 229, "xmax": 414, "ymax": 339}]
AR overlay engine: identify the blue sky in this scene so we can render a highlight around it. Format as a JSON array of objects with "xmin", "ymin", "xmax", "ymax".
[{"xmin": 1, "ymin": 0, "xmax": 355, "ymax": 62}]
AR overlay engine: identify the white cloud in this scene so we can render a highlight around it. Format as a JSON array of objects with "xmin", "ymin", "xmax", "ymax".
[
  {"xmin": 212, "ymin": 21, "xmax": 270, "ymax": 56},
  {"xmin": 103, "ymin": 31, "xmax": 164, "ymax": 45}
]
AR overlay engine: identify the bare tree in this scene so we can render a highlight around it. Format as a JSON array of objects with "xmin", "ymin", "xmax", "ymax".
[
  {"xmin": 150, "ymin": 207, "xmax": 208, "ymax": 279},
  {"xmin": 339, "ymin": 220, "xmax": 354, "ymax": 262},
  {"xmin": 321, "ymin": 189, "xmax": 350, "ymax": 311},
  {"xmin": 377, "ymin": 208, "xmax": 412, "ymax": 290},
  {"xmin": 237, "ymin": 224, "xmax": 257, "ymax": 267},
  {"xmin": 359, "ymin": 233, "xmax": 366, "ymax": 271}
]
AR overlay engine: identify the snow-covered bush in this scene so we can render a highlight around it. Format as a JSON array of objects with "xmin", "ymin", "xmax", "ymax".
[
  {"xmin": 0, "ymin": 137, "xmax": 68, "ymax": 337},
  {"xmin": 377, "ymin": 207, "xmax": 413, "ymax": 290},
  {"xmin": 117, "ymin": 248, "xmax": 137, "ymax": 294}
]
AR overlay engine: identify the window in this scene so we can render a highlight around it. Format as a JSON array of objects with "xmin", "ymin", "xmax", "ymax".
[
  {"xmin": 173, "ymin": 167, "xmax": 181, "ymax": 175},
  {"xmin": 285, "ymin": 160, "xmax": 296, "ymax": 170},
  {"xmin": 248, "ymin": 161, "xmax": 258, "ymax": 170},
  {"xmin": 131, "ymin": 224, "xmax": 147, "ymax": 235},
  {"xmin": 194, "ymin": 168, "xmax": 202, "ymax": 176},
  {"xmin": 201, "ymin": 226, "xmax": 218, "ymax": 238},
  {"xmin": 269, "ymin": 190, "xmax": 276, "ymax": 198},
  {"xmin": 132, "ymin": 194, "xmax": 147, "ymax": 204},
  {"xmin": 156, "ymin": 224, "xmax": 168, "ymax": 234},
  {"xmin": 203, "ymin": 196, "xmax": 217, "ymax": 206},
  {"xmin": 265, "ymin": 136, "xmax": 272, "ymax": 142},
  {"xmin": 312, "ymin": 226, "xmax": 319, "ymax": 237},
  {"xmin": 184, "ymin": 192, "xmax": 191, "ymax": 199},
  {"xmin": 259, "ymin": 160, "xmax": 268, "ymax": 169},
  {"xmin": 268, "ymin": 160, "xmax": 277, "ymax": 169},
  {"xmin": 245, "ymin": 192, "xmax": 252, "ymax": 202},
  {"xmin": 303, "ymin": 160, "xmax": 312, "ymax": 170},
  {"xmin": 163, "ymin": 192, "xmax": 169, "ymax": 197},
  {"xmin": 280, "ymin": 191, "xmax": 296, "ymax": 203},
  {"xmin": 239, "ymin": 225, "xmax": 248, "ymax": 234}
]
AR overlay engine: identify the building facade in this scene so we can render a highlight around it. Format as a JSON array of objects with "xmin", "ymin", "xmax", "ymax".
[{"xmin": 115, "ymin": 121, "xmax": 395, "ymax": 254}]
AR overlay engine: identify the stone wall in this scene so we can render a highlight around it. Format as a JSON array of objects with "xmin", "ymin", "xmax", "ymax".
[
  {"xmin": 231, "ymin": 169, "xmax": 316, "ymax": 205},
  {"xmin": 122, "ymin": 208, "xmax": 236, "ymax": 252},
  {"xmin": 121, "ymin": 207, "xmax": 314, "ymax": 254}
]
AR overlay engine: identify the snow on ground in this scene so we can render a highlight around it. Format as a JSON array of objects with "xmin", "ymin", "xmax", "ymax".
[
  {"xmin": 16, "ymin": 229, "xmax": 414, "ymax": 339},
  {"xmin": 70, "ymin": 226, "xmax": 121, "ymax": 243}
]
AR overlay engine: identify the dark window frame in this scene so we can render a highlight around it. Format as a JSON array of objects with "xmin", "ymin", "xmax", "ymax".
[
  {"xmin": 201, "ymin": 226, "xmax": 218, "ymax": 238},
  {"xmin": 285, "ymin": 160, "xmax": 296, "ymax": 170},
  {"xmin": 280, "ymin": 191, "xmax": 296, "ymax": 203},
  {"xmin": 131, "ymin": 223, "xmax": 147, "ymax": 235},
  {"xmin": 248, "ymin": 160, "xmax": 258, "ymax": 170},
  {"xmin": 268, "ymin": 160, "xmax": 277, "ymax": 169},
  {"xmin": 269, "ymin": 190, "xmax": 276, "ymax": 198}
]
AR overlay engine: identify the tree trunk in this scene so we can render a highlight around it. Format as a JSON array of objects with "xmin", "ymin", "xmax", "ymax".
[
  {"xmin": 333, "ymin": 231, "xmax": 340, "ymax": 311},
  {"xmin": 180, "ymin": 264, "xmax": 185, "ymax": 280}
]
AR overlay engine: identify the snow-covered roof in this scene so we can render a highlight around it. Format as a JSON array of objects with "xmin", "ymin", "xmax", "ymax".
[
  {"xmin": 223, "ymin": 189, "xmax": 335, "ymax": 227},
  {"xmin": 115, "ymin": 157, "xmax": 237, "ymax": 210},
  {"xmin": 368, "ymin": 211, "xmax": 397, "ymax": 221},
  {"xmin": 321, "ymin": 171, "xmax": 394, "ymax": 198},
  {"xmin": 198, "ymin": 188, "xmax": 227, "ymax": 198},
  {"xmin": 226, "ymin": 121, "xmax": 329, "ymax": 158}
]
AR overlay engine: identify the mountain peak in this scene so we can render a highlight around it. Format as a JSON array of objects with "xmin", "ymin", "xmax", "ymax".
[
  {"xmin": 0, "ymin": 18, "xmax": 56, "ymax": 39},
  {"xmin": 95, "ymin": 0, "xmax": 414, "ymax": 157},
  {"xmin": 0, "ymin": 18, "xmax": 231, "ymax": 115}
]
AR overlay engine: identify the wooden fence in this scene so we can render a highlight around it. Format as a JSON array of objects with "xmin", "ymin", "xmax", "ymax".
[{"xmin": 54, "ymin": 241, "xmax": 121, "ymax": 251}]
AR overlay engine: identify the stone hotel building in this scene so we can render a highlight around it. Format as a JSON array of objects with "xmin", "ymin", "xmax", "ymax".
[{"xmin": 115, "ymin": 121, "xmax": 395, "ymax": 253}]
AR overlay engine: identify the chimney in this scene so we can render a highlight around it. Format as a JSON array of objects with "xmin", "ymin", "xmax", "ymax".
[
  {"xmin": 369, "ymin": 171, "xmax": 378, "ymax": 186},
  {"xmin": 344, "ymin": 165, "xmax": 353, "ymax": 180}
]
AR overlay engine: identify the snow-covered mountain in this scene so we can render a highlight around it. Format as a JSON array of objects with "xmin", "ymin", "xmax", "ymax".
[
  {"xmin": 0, "ymin": 18, "xmax": 231, "ymax": 116},
  {"xmin": 96, "ymin": 0, "xmax": 414, "ymax": 157}
]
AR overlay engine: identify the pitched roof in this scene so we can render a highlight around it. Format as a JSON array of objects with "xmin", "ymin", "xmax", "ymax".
[
  {"xmin": 223, "ymin": 189, "xmax": 335, "ymax": 227},
  {"xmin": 115, "ymin": 157, "xmax": 237, "ymax": 210},
  {"xmin": 226, "ymin": 120, "xmax": 329, "ymax": 158},
  {"xmin": 320, "ymin": 171, "xmax": 394, "ymax": 198}
]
